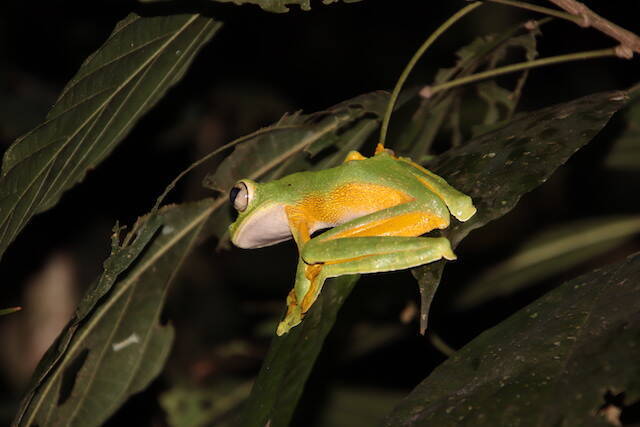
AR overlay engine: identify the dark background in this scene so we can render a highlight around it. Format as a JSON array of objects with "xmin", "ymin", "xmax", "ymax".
[{"xmin": 1, "ymin": 1, "xmax": 639, "ymax": 424}]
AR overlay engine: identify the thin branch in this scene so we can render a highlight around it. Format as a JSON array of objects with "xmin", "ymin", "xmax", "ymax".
[
  {"xmin": 420, "ymin": 48, "xmax": 617, "ymax": 99},
  {"xmin": 379, "ymin": 1, "xmax": 483, "ymax": 146},
  {"xmin": 486, "ymin": 0, "xmax": 582, "ymax": 24},
  {"xmin": 546, "ymin": 0, "xmax": 640, "ymax": 57}
]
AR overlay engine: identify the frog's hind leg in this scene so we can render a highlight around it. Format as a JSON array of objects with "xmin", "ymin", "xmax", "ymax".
[{"xmin": 299, "ymin": 236, "xmax": 455, "ymax": 314}]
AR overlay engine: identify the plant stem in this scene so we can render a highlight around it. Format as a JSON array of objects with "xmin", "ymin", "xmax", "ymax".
[
  {"xmin": 486, "ymin": 0, "xmax": 581, "ymax": 24},
  {"xmin": 379, "ymin": 1, "xmax": 483, "ymax": 146},
  {"xmin": 0, "ymin": 306, "xmax": 22, "ymax": 316},
  {"xmin": 421, "ymin": 47, "xmax": 617, "ymax": 98},
  {"xmin": 489, "ymin": 0, "xmax": 640, "ymax": 56}
]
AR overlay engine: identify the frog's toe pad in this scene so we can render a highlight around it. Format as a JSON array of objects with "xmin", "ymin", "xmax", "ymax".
[
  {"xmin": 277, "ymin": 306, "xmax": 304, "ymax": 336},
  {"xmin": 438, "ymin": 238, "xmax": 456, "ymax": 261}
]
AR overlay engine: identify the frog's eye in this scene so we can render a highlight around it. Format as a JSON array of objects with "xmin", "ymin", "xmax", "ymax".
[{"xmin": 230, "ymin": 181, "xmax": 250, "ymax": 212}]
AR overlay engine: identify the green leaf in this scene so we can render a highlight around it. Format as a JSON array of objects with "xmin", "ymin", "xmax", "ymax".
[
  {"xmin": 139, "ymin": 0, "xmax": 364, "ymax": 13},
  {"xmin": 241, "ymin": 275, "xmax": 359, "ymax": 427},
  {"xmin": 385, "ymin": 251, "xmax": 640, "ymax": 426},
  {"xmin": 13, "ymin": 199, "xmax": 215, "ymax": 427},
  {"xmin": 454, "ymin": 215, "xmax": 640, "ymax": 310},
  {"xmin": 0, "ymin": 13, "xmax": 221, "ymax": 262},
  {"xmin": 412, "ymin": 90, "xmax": 628, "ymax": 333}
]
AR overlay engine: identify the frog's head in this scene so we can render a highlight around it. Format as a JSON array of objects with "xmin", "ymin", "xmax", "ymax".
[{"xmin": 228, "ymin": 179, "xmax": 292, "ymax": 249}]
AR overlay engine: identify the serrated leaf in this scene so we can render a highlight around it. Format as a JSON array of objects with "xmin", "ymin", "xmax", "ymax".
[
  {"xmin": 385, "ymin": 251, "xmax": 640, "ymax": 426},
  {"xmin": 0, "ymin": 13, "xmax": 221, "ymax": 262},
  {"xmin": 11, "ymin": 215, "xmax": 165, "ymax": 420},
  {"xmin": 454, "ymin": 215, "xmax": 640, "ymax": 310},
  {"xmin": 241, "ymin": 275, "xmax": 359, "ymax": 427},
  {"xmin": 410, "ymin": 90, "xmax": 628, "ymax": 333},
  {"xmin": 203, "ymin": 91, "xmax": 389, "ymax": 194},
  {"xmin": 13, "ymin": 199, "xmax": 215, "ymax": 427}
]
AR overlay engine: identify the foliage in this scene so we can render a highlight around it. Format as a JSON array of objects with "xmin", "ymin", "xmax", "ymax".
[
  {"xmin": 1, "ymin": 2, "xmax": 639, "ymax": 427},
  {"xmin": 0, "ymin": 14, "xmax": 221, "ymax": 261},
  {"xmin": 14, "ymin": 200, "xmax": 214, "ymax": 426},
  {"xmin": 386, "ymin": 251, "xmax": 640, "ymax": 426}
]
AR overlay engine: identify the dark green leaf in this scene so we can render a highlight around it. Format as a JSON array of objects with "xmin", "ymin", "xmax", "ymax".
[
  {"xmin": 0, "ymin": 14, "xmax": 221, "ymax": 262},
  {"xmin": 241, "ymin": 275, "xmax": 359, "ymax": 427},
  {"xmin": 454, "ymin": 215, "xmax": 640, "ymax": 310},
  {"xmin": 14, "ymin": 199, "xmax": 215, "ymax": 426},
  {"xmin": 385, "ymin": 251, "xmax": 640, "ymax": 426},
  {"xmin": 438, "ymin": 90, "xmax": 627, "ymax": 244},
  {"xmin": 412, "ymin": 90, "xmax": 628, "ymax": 333}
]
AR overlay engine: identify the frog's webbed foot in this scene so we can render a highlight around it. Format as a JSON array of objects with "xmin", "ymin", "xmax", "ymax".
[{"xmin": 276, "ymin": 289, "xmax": 303, "ymax": 336}]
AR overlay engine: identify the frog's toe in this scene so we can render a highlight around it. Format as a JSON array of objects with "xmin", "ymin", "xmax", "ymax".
[
  {"xmin": 437, "ymin": 238, "xmax": 456, "ymax": 261},
  {"xmin": 277, "ymin": 305, "xmax": 303, "ymax": 336}
]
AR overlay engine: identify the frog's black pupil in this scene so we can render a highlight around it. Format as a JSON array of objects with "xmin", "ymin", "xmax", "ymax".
[{"xmin": 230, "ymin": 186, "xmax": 240, "ymax": 205}]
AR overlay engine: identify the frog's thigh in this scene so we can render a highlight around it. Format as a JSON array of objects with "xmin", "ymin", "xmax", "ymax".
[
  {"xmin": 302, "ymin": 236, "xmax": 455, "ymax": 265},
  {"xmin": 299, "ymin": 236, "xmax": 455, "ymax": 313}
]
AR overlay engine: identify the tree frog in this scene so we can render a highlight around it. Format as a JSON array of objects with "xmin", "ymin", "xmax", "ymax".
[{"xmin": 228, "ymin": 144, "xmax": 476, "ymax": 335}]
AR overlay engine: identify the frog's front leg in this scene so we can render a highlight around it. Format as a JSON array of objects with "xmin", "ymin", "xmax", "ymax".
[
  {"xmin": 276, "ymin": 257, "xmax": 310, "ymax": 336},
  {"xmin": 275, "ymin": 207, "xmax": 316, "ymax": 336}
]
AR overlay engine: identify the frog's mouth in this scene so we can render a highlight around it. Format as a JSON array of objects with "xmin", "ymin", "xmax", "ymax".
[{"xmin": 231, "ymin": 203, "xmax": 292, "ymax": 249}]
